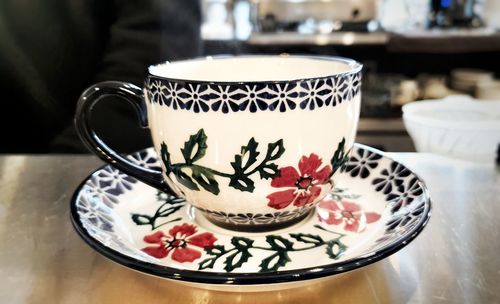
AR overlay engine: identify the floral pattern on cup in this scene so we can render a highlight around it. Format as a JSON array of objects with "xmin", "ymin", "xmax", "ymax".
[
  {"xmin": 317, "ymin": 199, "xmax": 381, "ymax": 233},
  {"xmin": 266, "ymin": 154, "xmax": 332, "ymax": 210},
  {"xmin": 141, "ymin": 223, "xmax": 217, "ymax": 262},
  {"xmin": 199, "ymin": 206, "xmax": 315, "ymax": 226},
  {"xmin": 160, "ymin": 129, "xmax": 285, "ymax": 195},
  {"xmin": 145, "ymin": 72, "xmax": 362, "ymax": 113},
  {"xmin": 160, "ymin": 128, "xmax": 350, "ymax": 213}
]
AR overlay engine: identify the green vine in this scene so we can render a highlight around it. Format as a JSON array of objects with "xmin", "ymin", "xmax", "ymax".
[
  {"xmin": 198, "ymin": 225, "xmax": 347, "ymax": 273},
  {"xmin": 131, "ymin": 192, "xmax": 185, "ymax": 230},
  {"xmin": 160, "ymin": 129, "xmax": 285, "ymax": 195}
]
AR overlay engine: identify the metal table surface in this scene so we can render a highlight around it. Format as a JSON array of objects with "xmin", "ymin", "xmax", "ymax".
[{"xmin": 0, "ymin": 153, "xmax": 499, "ymax": 303}]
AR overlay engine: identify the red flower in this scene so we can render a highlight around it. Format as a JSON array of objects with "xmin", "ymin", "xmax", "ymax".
[
  {"xmin": 318, "ymin": 200, "xmax": 381, "ymax": 232},
  {"xmin": 267, "ymin": 154, "xmax": 332, "ymax": 210},
  {"xmin": 141, "ymin": 223, "xmax": 217, "ymax": 262}
]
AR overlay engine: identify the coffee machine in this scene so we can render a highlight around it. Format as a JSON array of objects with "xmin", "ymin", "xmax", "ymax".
[{"xmin": 429, "ymin": 0, "xmax": 482, "ymax": 28}]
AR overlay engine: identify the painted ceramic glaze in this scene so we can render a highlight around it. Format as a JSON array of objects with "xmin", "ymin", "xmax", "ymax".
[
  {"xmin": 70, "ymin": 144, "xmax": 431, "ymax": 291},
  {"xmin": 145, "ymin": 56, "xmax": 362, "ymax": 230},
  {"xmin": 75, "ymin": 55, "xmax": 362, "ymax": 231}
]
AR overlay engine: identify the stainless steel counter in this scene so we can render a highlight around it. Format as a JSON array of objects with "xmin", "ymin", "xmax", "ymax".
[{"xmin": 0, "ymin": 153, "xmax": 499, "ymax": 303}]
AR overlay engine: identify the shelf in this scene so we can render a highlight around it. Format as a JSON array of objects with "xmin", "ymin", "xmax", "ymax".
[
  {"xmin": 246, "ymin": 32, "xmax": 389, "ymax": 46},
  {"xmin": 358, "ymin": 117, "xmax": 406, "ymax": 133},
  {"xmin": 204, "ymin": 29, "xmax": 500, "ymax": 53},
  {"xmin": 388, "ymin": 29, "xmax": 500, "ymax": 53}
]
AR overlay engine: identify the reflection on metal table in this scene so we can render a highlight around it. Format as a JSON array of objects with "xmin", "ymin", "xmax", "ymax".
[{"xmin": 0, "ymin": 152, "xmax": 498, "ymax": 303}]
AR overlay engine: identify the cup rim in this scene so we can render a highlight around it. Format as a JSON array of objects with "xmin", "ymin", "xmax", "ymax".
[{"xmin": 147, "ymin": 54, "xmax": 363, "ymax": 85}]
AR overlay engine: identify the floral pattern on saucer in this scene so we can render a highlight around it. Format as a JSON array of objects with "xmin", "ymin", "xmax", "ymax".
[
  {"xmin": 71, "ymin": 144, "xmax": 431, "ymax": 284},
  {"xmin": 317, "ymin": 199, "xmax": 381, "ymax": 233},
  {"xmin": 142, "ymin": 223, "xmax": 217, "ymax": 262}
]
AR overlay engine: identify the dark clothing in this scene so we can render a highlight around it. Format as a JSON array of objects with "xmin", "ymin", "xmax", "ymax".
[{"xmin": 0, "ymin": 0, "xmax": 202, "ymax": 153}]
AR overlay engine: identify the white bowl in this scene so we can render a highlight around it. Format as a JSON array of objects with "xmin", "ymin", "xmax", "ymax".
[
  {"xmin": 476, "ymin": 80, "xmax": 500, "ymax": 100},
  {"xmin": 402, "ymin": 96, "xmax": 500, "ymax": 163}
]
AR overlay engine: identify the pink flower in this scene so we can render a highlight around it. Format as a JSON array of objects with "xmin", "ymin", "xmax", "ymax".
[
  {"xmin": 318, "ymin": 200, "xmax": 381, "ymax": 232},
  {"xmin": 267, "ymin": 154, "xmax": 332, "ymax": 210},
  {"xmin": 141, "ymin": 223, "xmax": 217, "ymax": 262}
]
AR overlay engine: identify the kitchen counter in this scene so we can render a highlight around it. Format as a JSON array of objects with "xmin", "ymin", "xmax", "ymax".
[{"xmin": 0, "ymin": 153, "xmax": 499, "ymax": 303}]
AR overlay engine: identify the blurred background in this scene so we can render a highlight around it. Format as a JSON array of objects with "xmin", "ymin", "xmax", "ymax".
[
  {"xmin": 1, "ymin": 0, "xmax": 500, "ymax": 161},
  {"xmin": 202, "ymin": 0, "xmax": 500, "ymax": 157}
]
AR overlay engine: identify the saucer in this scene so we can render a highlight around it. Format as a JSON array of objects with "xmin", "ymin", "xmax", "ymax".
[{"xmin": 70, "ymin": 144, "xmax": 431, "ymax": 291}]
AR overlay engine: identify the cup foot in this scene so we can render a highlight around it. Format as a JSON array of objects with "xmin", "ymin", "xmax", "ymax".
[{"xmin": 197, "ymin": 207, "xmax": 315, "ymax": 233}]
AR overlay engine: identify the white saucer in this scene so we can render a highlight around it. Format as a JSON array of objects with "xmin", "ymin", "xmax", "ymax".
[{"xmin": 70, "ymin": 144, "xmax": 431, "ymax": 292}]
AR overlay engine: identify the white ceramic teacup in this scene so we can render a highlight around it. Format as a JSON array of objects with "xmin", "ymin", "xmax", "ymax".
[{"xmin": 75, "ymin": 55, "xmax": 362, "ymax": 231}]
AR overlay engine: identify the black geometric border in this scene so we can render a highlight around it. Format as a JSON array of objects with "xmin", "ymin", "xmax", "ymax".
[{"xmin": 145, "ymin": 71, "xmax": 362, "ymax": 113}]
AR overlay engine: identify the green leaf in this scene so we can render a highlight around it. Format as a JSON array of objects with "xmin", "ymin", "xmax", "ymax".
[
  {"xmin": 130, "ymin": 214, "xmax": 152, "ymax": 226},
  {"xmin": 259, "ymin": 251, "xmax": 291, "ymax": 272},
  {"xmin": 228, "ymin": 139, "xmax": 261, "ymax": 192},
  {"xmin": 254, "ymin": 139, "xmax": 284, "ymax": 179},
  {"xmin": 131, "ymin": 204, "xmax": 184, "ymax": 230},
  {"xmin": 198, "ymin": 257, "xmax": 218, "ymax": 270},
  {"xmin": 257, "ymin": 163, "xmax": 279, "ymax": 180},
  {"xmin": 199, "ymin": 245, "xmax": 227, "ymax": 270},
  {"xmin": 131, "ymin": 193, "xmax": 185, "ymax": 229},
  {"xmin": 224, "ymin": 248, "xmax": 252, "ymax": 272},
  {"xmin": 181, "ymin": 129, "xmax": 208, "ymax": 165},
  {"xmin": 289, "ymin": 233, "xmax": 324, "ymax": 245},
  {"xmin": 240, "ymin": 138, "xmax": 260, "ymax": 170},
  {"xmin": 228, "ymin": 174, "xmax": 255, "ymax": 192},
  {"xmin": 156, "ymin": 202, "xmax": 184, "ymax": 218},
  {"xmin": 231, "ymin": 237, "xmax": 254, "ymax": 249},
  {"xmin": 205, "ymin": 245, "xmax": 227, "ymax": 256},
  {"xmin": 330, "ymin": 137, "xmax": 350, "ymax": 175},
  {"xmin": 326, "ymin": 239, "xmax": 347, "ymax": 259},
  {"xmin": 153, "ymin": 217, "xmax": 182, "ymax": 229},
  {"xmin": 172, "ymin": 167, "xmax": 199, "ymax": 191},
  {"xmin": 344, "ymin": 194, "xmax": 362, "ymax": 200},
  {"xmin": 343, "ymin": 149, "xmax": 353, "ymax": 172},
  {"xmin": 191, "ymin": 166, "xmax": 220, "ymax": 195},
  {"xmin": 265, "ymin": 139, "xmax": 285, "ymax": 161},
  {"xmin": 227, "ymin": 137, "xmax": 284, "ymax": 190},
  {"xmin": 265, "ymin": 235, "xmax": 294, "ymax": 250},
  {"xmin": 231, "ymin": 138, "xmax": 260, "ymax": 173},
  {"xmin": 156, "ymin": 191, "xmax": 185, "ymax": 205},
  {"xmin": 160, "ymin": 142, "xmax": 172, "ymax": 174}
]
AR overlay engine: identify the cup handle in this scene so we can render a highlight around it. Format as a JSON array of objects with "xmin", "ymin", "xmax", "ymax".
[{"xmin": 74, "ymin": 81, "xmax": 173, "ymax": 194}]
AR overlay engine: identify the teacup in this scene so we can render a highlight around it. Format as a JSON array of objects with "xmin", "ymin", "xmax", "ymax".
[{"xmin": 75, "ymin": 55, "xmax": 362, "ymax": 232}]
